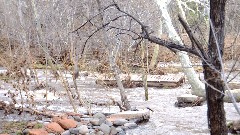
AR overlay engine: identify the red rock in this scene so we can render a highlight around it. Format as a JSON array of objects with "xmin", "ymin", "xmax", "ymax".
[
  {"xmin": 45, "ymin": 122, "xmax": 65, "ymax": 133},
  {"xmin": 57, "ymin": 118, "xmax": 77, "ymax": 129},
  {"xmin": 52, "ymin": 116, "xmax": 62, "ymax": 122},
  {"xmin": 28, "ymin": 129, "xmax": 48, "ymax": 135}
]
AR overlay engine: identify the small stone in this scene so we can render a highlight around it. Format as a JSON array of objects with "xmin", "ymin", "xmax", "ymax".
[
  {"xmin": 113, "ymin": 119, "xmax": 128, "ymax": 126},
  {"xmin": 116, "ymin": 127, "xmax": 123, "ymax": 133},
  {"xmin": 93, "ymin": 113, "xmax": 106, "ymax": 124},
  {"xmin": 95, "ymin": 131, "xmax": 104, "ymax": 135},
  {"xmin": 105, "ymin": 120, "xmax": 113, "ymax": 127},
  {"xmin": 88, "ymin": 129, "xmax": 95, "ymax": 135},
  {"xmin": 117, "ymin": 130, "xmax": 126, "ymax": 135},
  {"xmin": 69, "ymin": 128, "xmax": 80, "ymax": 134},
  {"xmin": 45, "ymin": 122, "xmax": 64, "ymax": 133},
  {"xmin": 23, "ymin": 128, "xmax": 30, "ymax": 134},
  {"xmin": 61, "ymin": 130, "xmax": 71, "ymax": 135},
  {"xmin": 92, "ymin": 126, "xmax": 100, "ymax": 129},
  {"xmin": 90, "ymin": 118, "xmax": 101, "ymax": 126},
  {"xmin": 28, "ymin": 129, "xmax": 48, "ymax": 135},
  {"xmin": 110, "ymin": 126, "xmax": 118, "ymax": 135},
  {"xmin": 81, "ymin": 118, "xmax": 91, "ymax": 125},
  {"xmin": 73, "ymin": 116, "xmax": 81, "ymax": 122},
  {"xmin": 78, "ymin": 125, "xmax": 89, "ymax": 134},
  {"xmin": 124, "ymin": 122, "xmax": 138, "ymax": 129},
  {"xmin": 57, "ymin": 118, "xmax": 77, "ymax": 129},
  {"xmin": 99, "ymin": 123, "xmax": 111, "ymax": 135}
]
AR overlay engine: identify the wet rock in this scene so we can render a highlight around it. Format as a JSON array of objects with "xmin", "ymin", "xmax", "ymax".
[
  {"xmin": 90, "ymin": 118, "xmax": 101, "ymax": 126},
  {"xmin": 124, "ymin": 122, "xmax": 138, "ymax": 129},
  {"xmin": 45, "ymin": 122, "xmax": 65, "ymax": 133},
  {"xmin": 61, "ymin": 130, "xmax": 71, "ymax": 135},
  {"xmin": 93, "ymin": 112, "xmax": 106, "ymax": 124},
  {"xmin": 110, "ymin": 126, "xmax": 118, "ymax": 135},
  {"xmin": 175, "ymin": 94, "xmax": 204, "ymax": 107},
  {"xmin": 99, "ymin": 123, "xmax": 111, "ymax": 135},
  {"xmin": 57, "ymin": 118, "xmax": 77, "ymax": 129},
  {"xmin": 69, "ymin": 127, "xmax": 80, "ymax": 134},
  {"xmin": 23, "ymin": 129, "xmax": 30, "ymax": 135},
  {"xmin": 177, "ymin": 94, "xmax": 204, "ymax": 103},
  {"xmin": 78, "ymin": 125, "xmax": 89, "ymax": 134},
  {"xmin": 228, "ymin": 120, "xmax": 240, "ymax": 134},
  {"xmin": 113, "ymin": 119, "xmax": 128, "ymax": 126},
  {"xmin": 73, "ymin": 116, "xmax": 81, "ymax": 122},
  {"xmin": 116, "ymin": 127, "xmax": 126, "ymax": 135},
  {"xmin": 116, "ymin": 127, "xmax": 123, "ymax": 132},
  {"xmin": 28, "ymin": 129, "xmax": 48, "ymax": 135}
]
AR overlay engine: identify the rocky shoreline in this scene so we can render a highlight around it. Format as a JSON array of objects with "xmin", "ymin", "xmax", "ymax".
[{"xmin": 1, "ymin": 110, "xmax": 150, "ymax": 135}]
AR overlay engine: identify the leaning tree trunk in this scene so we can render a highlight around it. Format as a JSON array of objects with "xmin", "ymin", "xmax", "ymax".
[
  {"xmin": 203, "ymin": 0, "xmax": 227, "ymax": 134},
  {"xmin": 155, "ymin": 0, "xmax": 205, "ymax": 97}
]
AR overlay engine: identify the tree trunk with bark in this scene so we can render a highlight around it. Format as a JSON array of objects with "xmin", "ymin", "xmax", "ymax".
[
  {"xmin": 203, "ymin": 0, "xmax": 227, "ymax": 134},
  {"xmin": 96, "ymin": 0, "xmax": 131, "ymax": 110}
]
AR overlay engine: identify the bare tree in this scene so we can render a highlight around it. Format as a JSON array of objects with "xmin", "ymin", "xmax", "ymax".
[{"xmin": 73, "ymin": 0, "xmax": 235, "ymax": 134}]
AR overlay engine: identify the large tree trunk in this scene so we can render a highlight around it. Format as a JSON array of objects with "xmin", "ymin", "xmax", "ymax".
[
  {"xmin": 203, "ymin": 0, "xmax": 227, "ymax": 134},
  {"xmin": 155, "ymin": 0, "xmax": 205, "ymax": 97}
]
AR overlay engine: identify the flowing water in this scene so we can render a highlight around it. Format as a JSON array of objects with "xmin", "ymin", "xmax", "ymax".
[{"xmin": 0, "ymin": 69, "xmax": 239, "ymax": 135}]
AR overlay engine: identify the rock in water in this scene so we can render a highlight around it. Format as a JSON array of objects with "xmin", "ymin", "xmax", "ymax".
[
  {"xmin": 124, "ymin": 122, "xmax": 138, "ymax": 129},
  {"xmin": 113, "ymin": 119, "xmax": 128, "ymax": 126},
  {"xmin": 175, "ymin": 94, "xmax": 205, "ymax": 107},
  {"xmin": 228, "ymin": 120, "xmax": 240, "ymax": 134}
]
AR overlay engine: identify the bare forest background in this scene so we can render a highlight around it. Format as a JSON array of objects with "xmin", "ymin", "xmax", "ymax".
[
  {"xmin": 0, "ymin": 0, "xmax": 239, "ymax": 73},
  {"xmin": 0, "ymin": 0, "xmax": 240, "ymax": 135}
]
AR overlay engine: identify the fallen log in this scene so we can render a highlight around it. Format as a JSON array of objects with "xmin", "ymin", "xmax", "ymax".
[
  {"xmin": 107, "ymin": 110, "xmax": 150, "ymax": 123},
  {"xmin": 96, "ymin": 73, "xmax": 185, "ymax": 88}
]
